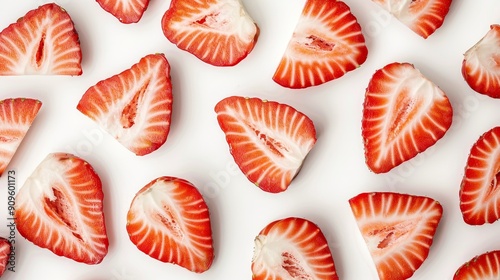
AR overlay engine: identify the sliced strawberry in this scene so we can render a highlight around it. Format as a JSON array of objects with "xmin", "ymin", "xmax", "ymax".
[
  {"xmin": 371, "ymin": 0, "xmax": 452, "ymax": 39},
  {"xmin": 454, "ymin": 250, "xmax": 500, "ymax": 279},
  {"xmin": 362, "ymin": 62, "xmax": 453, "ymax": 173},
  {"xmin": 96, "ymin": 0, "xmax": 150, "ymax": 24},
  {"xmin": 252, "ymin": 217, "xmax": 339, "ymax": 280},
  {"xmin": 77, "ymin": 53, "xmax": 173, "ymax": 156},
  {"xmin": 462, "ymin": 24, "xmax": 500, "ymax": 98},
  {"xmin": 15, "ymin": 153, "xmax": 108, "ymax": 264},
  {"xmin": 126, "ymin": 176, "xmax": 213, "ymax": 273},
  {"xmin": 349, "ymin": 192, "xmax": 443, "ymax": 280},
  {"xmin": 272, "ymin": 0, "xmax": 368, "ymax": 89},
  {"xmin": 161, "ymin": 0, "xmax": 259, "ymax": 66},
  {"xmin": 214, "ymin": 96, "xmax": 316, "ymax": 193},
  {"xmin": 0, "ymin": 237, "xmax": 11, "ymax": 276},
  {"xmin": 460, "ymin": 126, "xmax": 500, "ymax": 225},
  {"xmin": 0, "ymin": 98, "xmax": 42, "ymax": 176},
  {"xmin": 0, "ymin": 3, "xmax": 82, "ymax": 75}
]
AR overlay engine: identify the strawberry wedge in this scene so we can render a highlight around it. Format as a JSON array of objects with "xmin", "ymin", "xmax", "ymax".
[
  {"xmin": 77, "ymin": 53, "xmax": 173, "ymax": 156},
  {"xmin": 462, "ymin": 24, "xmax": 500, "ymax": 98},
  {"xmin": 0, "ymin": 238, "xmax": 11, "ymax": 276},
  {"xmin": 15, "ymin": 153, "xmax": 108, "ymax": 264},
  {"xmin": 214, "ymin": 96, "xmax": 317, "ymax": 193},
  {"xmin": 96, "ymin": 0, "xmax": 150, "ymax": 24},
  {"xmin": 161, "ymin": 0, "xmax": 259, "ymax": 66},
  {"xmin": 0, "ymin": 98, "xmax": 42, "ymax": 176},
  {"xmin": 273, "ymin": 0, "xmax": 368, "ymax": 89},
  {"xmin": 460, "ymin": 126, "xmax": 500, "ymax": 225},
  {"xmin": 371, "ymin": 0, "xmax": 452, "ymax": 39},
  {"xmin": 252, "ymin": 217, "xmax": 339, "ymax": 280},
  {"xmin": 0, "ymin": 3, "xmax": 82, "ymax": 75},
  {"xmin": 127, "ymin": 176, "xmax": 214, "ymax": 273},
  {"xmin": 362, "ymin": 62, "xmax": 453, "ymax": 173},
  {"xmin": 349, "ymin": 192, "xmax": 443, "ymax": 280},
  {"xmin": 454, "ymin": 250, "xmax": 500, "ymax": 279}
]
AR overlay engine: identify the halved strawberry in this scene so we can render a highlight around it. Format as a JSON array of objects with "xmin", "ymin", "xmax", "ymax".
[
  {"xmin": 272, "ymin": 0, "xmax": 368, "ymax": 89},
  {"xmin": 362, "ymin": 62, "xmax": 453, "ymax": 173},
  {"xmin": 460, "ymin": 126, "xmax": 500, "ymax": 225},
  {"xmin": 252, "ymin": 217, "xmax": 339, "ymax": 280},
  {"xmin": 0, "ymin": 3, "xmax": 82, "ymax": 75},
  {"xmin": 0, "ymin": 98, "xmax": 42, "ymax": 176},
  {"xmin": 15, "ymin": 153, "xmax": 108, "ymax": 264},
  {"xmin": 371, "ymin": 0, "xmax": 452, "ymax": 39},
  {"xmin": 462, "ymin": 24, "xmax": 500, "ymax": 98},
  {"xmin": 126, "ymin": 176, "xmax": 213, "ymax": 273},
  {"xmin": 77, "ymin": 53, "xmax": 173, "ymax": 156},
  {"xmin": 161, "ymin": 0, "xmax": 259, "ymax": 66},
  {"xmin": 96, "ymin": 0, "xmax": 150, "ymax": 24},
  {"xmin": 0, "ymin": 237, "xmax": 11, "ymax": 276},
  {"xmin": 454, "ymin": 250, "xmax": 500, "ymax": 279},
  {"xmin": 349, "ymin": 192, "xmax": 443, "ymax": 280},
  {"xmin": 214, "ymin": 96, "xmax": 317, "ymax": 193}
]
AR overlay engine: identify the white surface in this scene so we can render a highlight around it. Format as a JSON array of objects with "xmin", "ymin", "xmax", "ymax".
[{"xmin": 0, "ymin": 0, "xmax": 499, "ymax": 279}]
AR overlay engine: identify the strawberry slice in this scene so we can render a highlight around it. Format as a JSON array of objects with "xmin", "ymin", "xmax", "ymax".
[
  {"xmin": 161, "ymin": 0, "xmax": 259, "ymax": 66},
  {"xmin": 252, "ymin": 217, "xmax": 339, "ymax": 280},
  {"xmin": 349, "ymin": 192, "xmax": 443, "ymax": 280},
  {"xmin": 362, "ymin": 62, "xmax": 453, "ymax": 173},
  {"xmin": 214, "ymin": 96, "xmax": 317, "ymax": 193},
  {"xmin": 126, "ymin": 176, "xmax": 214, "ymax": 273},
  {"xmin": 77, "ymin": 53, "xmax": 173, "ymax": 156},
  {"xmin": 0, "ymin": 98, "xmax": 42, "ymax": 176},
  {"xmin": 0, "ymin": 237, "xmax": 11, "ymax": 276},
  {"xmin": 96, "ymin": 0, "xmax": 150, "ymax": 24},
  {"xmin": 0, "ymin": 3, "xmax": 82, "ymax": 75},
  {"xmin": 454, "ymin": 250, "xmax": 500, "ymax": 279},
  {"xmin": 460, "ymin": 126, "xmax": 500, "ymax": 225},
  {"xmin": 462, "ymin": 24, "xmax": 500, "ymax": 98},
  {"xmin": 371, "ymin": 0, "xmax": 452, "ymax": 39},
  {"xmin": 272, "ymin": 0, "xmax": 368, "ymax": 89},
  {"xmin": 15, "ymin": 153, "xmax": 108, "ymax": 264}
]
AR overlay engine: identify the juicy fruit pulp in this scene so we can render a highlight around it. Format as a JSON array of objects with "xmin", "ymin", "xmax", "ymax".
[
  {"xmin": 215, "ymin": 96, "xmax": 316, "ymax": 193},
  {"xmin": 126, "ymin": 176, "xmax": 214, "ymax": 273},
  {"xmin": 15, "ymin": 153, "xmax": 108, "ymax": 264}
]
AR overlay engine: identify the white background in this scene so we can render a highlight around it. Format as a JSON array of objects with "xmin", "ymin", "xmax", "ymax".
[{"xmin": 0, "ymin": 0, "xmax": 499, "ymax": 279}]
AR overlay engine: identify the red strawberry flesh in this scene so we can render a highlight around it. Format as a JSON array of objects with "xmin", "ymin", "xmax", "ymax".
[
  {"xmin": 215, "ymin": 96, "xmax": 316, "ymax": 193},
  {"xmin": 273, "ymin": 0, "xmax": 368, "ymax": 89},
  {"xmin": 0, "ymin": 238, "xmax": 11, "ymax": 276},
  {"xmin": 454, "ymin": 250, "xmax": 500, "ymax": 279},
  {"xmin": 161, "ymin": 0, "xmax": 259, "ymax": 66},
  {"xmin": 0, "ymin": 3, "xmax": 82, "ymax": 75},
  {"xmin": 349, "ymin": 192, "xmax": 443, "ymax": 280},
  {"xmin": 362, "ymin": 62, "xmax": 453, "ymax": 173},
  {"xmin": 77, "ymin": 53, "xmax": 173, "ymax": 156},
  {"xmin": 252, "ymin": 217, "xmax": 339, "ymax": 280},
  {"xmin": 96, "ymin": 0, "xmax": 150, "ymax": 23},
  {"xmin": 126, "ymin": 176, "xmax": 213, "ymax": 273},
  {"xmin": 15, "ymin": 153, "xmax": 108, "ymax": 264}
]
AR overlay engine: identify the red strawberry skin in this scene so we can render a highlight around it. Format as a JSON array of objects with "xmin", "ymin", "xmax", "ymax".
[
  {"xmin": 252, "ymin": 217, "xmax": 339, "ymax": 280},
  {"xmin": 0, "ymin": 3, "xmax": 82, "ymax": 75},
  {"xmin": 0, "ymin": 238, "xmax": 11, "ymax": 276},
  {"xmin": 161, "ymin": 0, "xmax": 259, "ymax": 66},
  {"xmin": 362, "ymin": 62, "xmax": 453, "ymax": 173},
  {"xmin": 0, "ymin": 98, "xmax": 42, "ymax": 176},
  {"xmin": 273, "ymin": 0, "xmax": 367, "ymax": 89},
  {"xmin": 349, "ymin": 192, "xmax": 443, "ymax": 280},
  {"xmin": 460, "ymin": 126, "xmax": 500, "ymax": 225},
  {"xmin": 15, "ymin": 153, "xmax": 108, "ymax": 264},
  {"xmin": 77, "ymin": 53, "xmax": 173, "ymax": 156},
  {"xmin": 372, "ymin": 0, "xmax": 452, "ymax": 39},
  {"xmin": 454, "ymin": 250, "xmax": 500, "ymax": 279},
  {"xmin": 96, "ymin": 0, "xmax": 150, "ymax": 24},
  {"xmin": 215, "ymin": 96, "xmax": 316, "ymax": 193},
  {"xmin": 462, "ymin": 24, "xmax": 500, "ymax": 98},
  {"xmin": 127, "ymin": 176, "xmax": 214, "ymax": 273}
]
